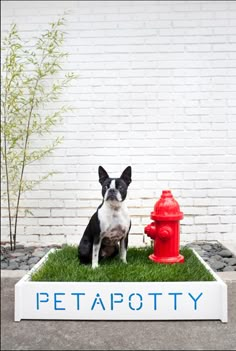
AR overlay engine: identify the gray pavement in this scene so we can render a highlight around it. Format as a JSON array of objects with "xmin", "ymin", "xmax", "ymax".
[{"xmin": 1, "ymin": 276, "xmax": 236, "ymax": 350}]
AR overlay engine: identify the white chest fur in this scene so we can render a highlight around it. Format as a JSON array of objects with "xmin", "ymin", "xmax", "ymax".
[{"xmin": 98, "ymin": 202, "xmax": 130, "ymax": 245}]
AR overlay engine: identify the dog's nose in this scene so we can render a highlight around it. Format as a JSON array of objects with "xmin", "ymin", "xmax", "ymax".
[{"xmin": 109, "ymin": 188, "xmax": 116, "ymax": 194}]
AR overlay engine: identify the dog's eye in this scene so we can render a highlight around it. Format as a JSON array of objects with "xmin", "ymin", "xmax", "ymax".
[{"xmin": 104, "ymin": 185, "xmax": 109, "ymax": 190}]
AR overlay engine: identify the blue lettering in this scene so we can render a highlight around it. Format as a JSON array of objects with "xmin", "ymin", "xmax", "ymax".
[
  {"xmin": 188, "ymin": 292, "xmax": 203, "ymax": 310},
  {"xmin": 91, "ymin": 293, "xmax": 105, "ymax": 311},
  {"xmin": 168, "ymin": 292, "xmax": 183, "ymax": 310},
  {"xmin": 128, "ymin": 293, "xmax": 143, "ymax": 311},
  {"xmin": 148, "ymin": 293, "xmax": 163, "ymax": 310},
  {"xmin": 54, "ymin": 293, "xmax": 65, "ymax": 310},
  {"xmin": 36, "ymin": 292, "xmax": 49, "ymax": 310},
  {"xmin": 71, "ymin": 293, "xmax": 85, "ymax": 310},
  {"xmin": 111, "ymin": 293, "xmax": 123, "ymax": 311}
]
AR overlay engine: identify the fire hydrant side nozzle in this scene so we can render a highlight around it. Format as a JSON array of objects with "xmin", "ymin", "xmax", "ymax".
[
  {"xmin": 144, "ymin": 222, "xmax": 157, "ymax": 240},
  {"xmin": 144, "ymin": 190, "xmax": 185, "ymax": 264}
]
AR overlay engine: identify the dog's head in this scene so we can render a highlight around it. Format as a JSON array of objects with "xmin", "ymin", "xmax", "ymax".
[{"xmin": 98, "ymin": 166, "xmax": 132, "ymax": 203}]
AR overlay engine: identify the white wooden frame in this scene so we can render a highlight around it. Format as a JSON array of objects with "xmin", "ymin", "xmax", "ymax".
[{"xmin": 15, "ymin": 249, "xmax": 228, "ymax": 322}]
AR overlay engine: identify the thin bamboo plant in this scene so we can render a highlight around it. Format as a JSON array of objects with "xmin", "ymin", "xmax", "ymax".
[{"xmin": 1, "ymin": 16, "xmax": 77, "ymax": 250}]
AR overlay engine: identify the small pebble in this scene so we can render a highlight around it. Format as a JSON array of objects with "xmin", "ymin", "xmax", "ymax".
[
  {"xmin": 218, "ymin": 249, "xmax": 232, "ymax": 258},
  {"xmin": 202, "ymin": 244, "xmax": 212, "ymax": 251},
  {"xmin": 227, "ymin": 258, "xmax": 236, "ymax": 266}
]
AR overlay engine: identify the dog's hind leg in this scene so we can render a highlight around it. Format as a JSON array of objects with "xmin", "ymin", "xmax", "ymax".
[
  {"xmin": 78, "ymin": 239, "xmax": 92, "ymax": 264},
  {"xmin": 120, "ymin": 235, "xmax": 128, "ymax": 264}
]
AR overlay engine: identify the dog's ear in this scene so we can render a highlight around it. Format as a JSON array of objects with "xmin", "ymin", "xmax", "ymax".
[
  {"xmin": 120, "ymin": 166, "xmax": 132, "ymax": 186},
  {"xmin": 98, "ymin": 166, "xmax": 109, "ymax": 185}
]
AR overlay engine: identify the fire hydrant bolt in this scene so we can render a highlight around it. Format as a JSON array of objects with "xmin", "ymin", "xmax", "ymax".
[
  {"xmin": 144, "ymin": 190, "xmax": 185, "ymax": 264},
  {"xmin": 158, "ymin": 226, "xmax": 173, "ymax": 240}
]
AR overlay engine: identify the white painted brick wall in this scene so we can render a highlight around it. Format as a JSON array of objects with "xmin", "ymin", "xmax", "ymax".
[{"xmin": 1, "ymin": 1, "xmax": 236, "ymax": 246}]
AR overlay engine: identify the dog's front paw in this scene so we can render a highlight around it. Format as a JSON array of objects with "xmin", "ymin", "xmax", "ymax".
[
  {"xmin": 92, "ymin": 263, "xmax": 99, "ymax": 269},
  {"xmin": 121, "ymin": 258, "xmax": 127, "ymax": 264}
]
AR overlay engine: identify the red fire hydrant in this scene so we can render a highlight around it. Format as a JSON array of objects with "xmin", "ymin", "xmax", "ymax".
[{"xmin": 144, "ymin": 190, "xmax": 184, "ymax": 264}]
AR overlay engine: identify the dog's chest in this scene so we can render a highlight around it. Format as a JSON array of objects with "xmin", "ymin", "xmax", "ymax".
[{"xmin": 98, "ymin": 204, "xmax": 130, "ymax": 245}]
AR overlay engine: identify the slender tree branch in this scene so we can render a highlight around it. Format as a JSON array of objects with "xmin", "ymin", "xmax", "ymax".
[
  {"xmin": 1, "ymin": 38, "xmax": 20, "ymax": 250},
  {"xmin": 3, "ymin": 94, "xmax": 13, "ymax": 250}
]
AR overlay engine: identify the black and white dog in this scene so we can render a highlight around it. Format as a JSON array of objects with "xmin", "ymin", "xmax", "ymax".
[{"xmin": 78, "ymin": 166, "xmax": 132, "ymax": 269}]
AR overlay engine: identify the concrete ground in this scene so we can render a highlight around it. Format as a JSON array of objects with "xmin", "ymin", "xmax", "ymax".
[{"xmin": 1, "ymin": 275, "xmax": 236, "ymax": 351}]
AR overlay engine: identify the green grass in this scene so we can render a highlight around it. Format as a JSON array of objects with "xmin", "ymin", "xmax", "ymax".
[{"xmin": 31, "ymin": 245, "xmax": 215, "ymax": 282}]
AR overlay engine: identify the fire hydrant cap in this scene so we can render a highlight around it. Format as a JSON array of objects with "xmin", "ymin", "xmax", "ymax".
[{"xmin": 151, "ymin": 190, "xmax": 183, "ymax": 221}]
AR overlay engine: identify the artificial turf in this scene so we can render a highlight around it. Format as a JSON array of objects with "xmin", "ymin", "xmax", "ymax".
[{"xmin": 31, "ymin": 245, "xmax": 215, "ymax": 282}]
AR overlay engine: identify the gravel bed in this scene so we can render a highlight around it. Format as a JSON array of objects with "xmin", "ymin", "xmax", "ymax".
[{"xmin": 185, "ymin": 241, "xmax": 236, "ymax": 272}]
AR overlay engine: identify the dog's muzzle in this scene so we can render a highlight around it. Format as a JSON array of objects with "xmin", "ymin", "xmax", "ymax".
[{"xmin": 106, "ymin": 189, "xmax": 118, "ymax": 201}]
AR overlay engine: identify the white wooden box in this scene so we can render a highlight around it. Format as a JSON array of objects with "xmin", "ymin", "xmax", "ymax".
[{"xmin": 15, "ymin": 249, "xmax": 228, "ymax": 322}]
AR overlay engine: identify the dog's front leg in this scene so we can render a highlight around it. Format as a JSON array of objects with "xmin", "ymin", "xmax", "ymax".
[
  {"xmin": 92, "ymin": 239, "xmax": 102, "ymax": 269},
  {"xmin": 120, "ymin": 237, "xmax": 127, "ymax": 264}
]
